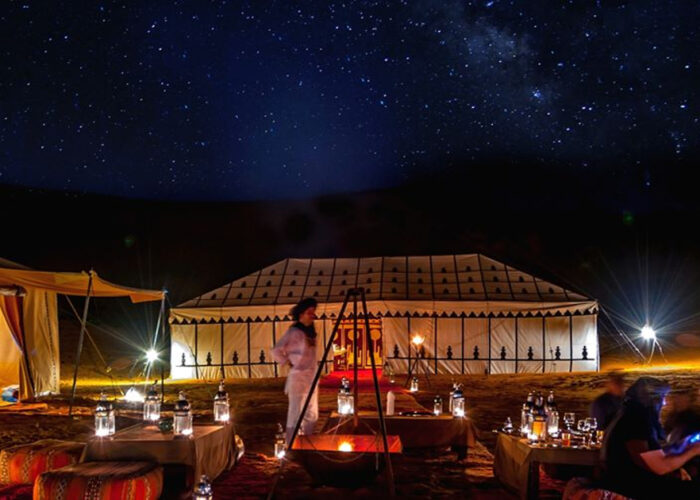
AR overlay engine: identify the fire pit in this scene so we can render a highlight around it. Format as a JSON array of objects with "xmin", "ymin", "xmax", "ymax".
[{"xmin": 291, "ymin": 434, "xmax": 402, "ymax": 487}]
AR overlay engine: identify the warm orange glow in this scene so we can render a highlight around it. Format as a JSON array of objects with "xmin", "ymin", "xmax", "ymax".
[
  {"xmin": 411, "ymin": 333, "xmax": 425, "ymax": 346},
  {"xmin": 338, "ymin": 441, "xmax": 354, "ymax": 452}
]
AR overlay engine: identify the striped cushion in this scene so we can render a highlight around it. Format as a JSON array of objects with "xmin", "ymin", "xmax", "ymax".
[
  {"xmin": 34, "ymin": 461, "xmax": 162, "ymax": 500},
  {"xmin": 0, "ymin": 440, "xmax": 85, "ymax": 486},
  {"xmin": 0, "ymin": 483, "xmax": 33, "ymax": 500}
]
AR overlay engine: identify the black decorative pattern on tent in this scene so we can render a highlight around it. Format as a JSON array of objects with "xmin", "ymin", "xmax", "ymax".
[{"xmin": 178, "ymin": 254, "xmax": 591, "ymax": 308}]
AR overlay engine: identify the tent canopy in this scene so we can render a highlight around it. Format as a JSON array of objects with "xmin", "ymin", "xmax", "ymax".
[
  {"xmin": 0, "ymin": 268, "xmax": 164, "ymax": 303},
  {"xmin": 172, "ymin": 254, "xmax": 594, "ymax": 322}
]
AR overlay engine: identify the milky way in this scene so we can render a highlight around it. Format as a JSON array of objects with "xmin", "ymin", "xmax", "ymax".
[{"xmin": 0, "ymin": 1, "xmax": 697, "ymax": 200}]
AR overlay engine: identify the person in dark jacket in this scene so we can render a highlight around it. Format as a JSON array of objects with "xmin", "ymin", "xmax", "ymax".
[
  {"xmin": 590, "ymin": 371, "xmax": 625, "ymax": 429},
  {"xmin": 602, "ymin": 377, "xmax": 700, "ymax": 499}
]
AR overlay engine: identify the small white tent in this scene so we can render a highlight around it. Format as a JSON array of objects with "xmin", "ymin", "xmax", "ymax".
[{"xmin": 169, "ymin": 254, "xmax": 598, "ymax": 379}]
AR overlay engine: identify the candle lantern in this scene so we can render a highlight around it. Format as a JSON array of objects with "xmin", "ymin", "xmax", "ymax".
[
  {"xmin": 520, "ymin": 403, "xmax": 532, "ymax": 435},
  {"xmin": 433, "ymin": 395, "xmax": 443, "ymax": 416},
  {"xmin": 173, "ymin": 391, "xmax": 193, "ymax": 437},
  {"xmin": 547, "ymin": 410, "xmax": 560, "ymax": 437},
  {"xmin": 94, "ymin": 392, "xmax": 115, "ymax": 437},
  {"xmin": 449, "ymin": 382, "xmax": 457, "ymax": 413},
  {"xmin": 143, "ymin": 382, "xmax": 161, "ymax": 423},
  {"xmin": 452, "ymin": 387, "xmax": 465, "ymax": 418},
  {"xmin": 545, "ymin": 390, "xmax": 559, "ymax": 436},
  {"xmin": 194, "ymin": 475, "xmax": 213, "ymax": 500},
  {"xmin": 410, "ymin": 376, "xmax": 419, "ymax": 393},
  {"xmin": 531, "ymin": 394, "xmax": 548, "ymax": 441},
  {"xmin": 274, "ymin": 423, "xmax": 287, "ymax": 459},
  {"xmin": 337, "ymin": 379, "xmax": 354, "ymax": 415},
  {"xmin": 213, "ymin": 380, "xmax": 230, "ymax": 423}
]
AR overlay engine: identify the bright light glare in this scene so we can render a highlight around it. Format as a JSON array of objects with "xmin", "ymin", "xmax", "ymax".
[
  {"xmin": 123, "ymin": 386, "xmax": 144, "ymax": 403},
  {"xmin": 411, "ymin": 333, "xmax": 425, "ymax": 346},
  {"xmin": 640, "ymin": 325, "xmax": 656, "ymax": 340},
  {"xmin": 338, "ymin": 441, "xmax": 354, "ymax": 452},
  {"xmin": 146, "ymin": 348, "xmax": 159, "ymax": 363}
]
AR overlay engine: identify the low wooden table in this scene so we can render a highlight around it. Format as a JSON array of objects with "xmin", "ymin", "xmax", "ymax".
[
  {"xmin": 493, "ymin": 432, "xmax": 601, "ymax": 499},
  {"xmin": 323, "ymin": 411, "xmax": 477, "ymax": 459},
  {"xmin": 82, "ymin": 423, "xmax": 236, "ymax": 494}
]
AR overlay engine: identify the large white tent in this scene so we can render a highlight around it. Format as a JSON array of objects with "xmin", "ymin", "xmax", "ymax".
[{"xmin": 169, "ymin": 254, "xmax": 599, "ymax": 379}]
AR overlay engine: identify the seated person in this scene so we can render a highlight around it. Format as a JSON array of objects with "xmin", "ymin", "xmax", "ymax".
[
  {"xmin": 602, "ymin": 377, "xmax": 700, "ymax": 499},
  {"xmin": 665, "ymin": 389, "xmax": 700, "ymax": 479},
  {"xmin": 591, "ymin": 372, "xmax": 625, "ymax": 430}
]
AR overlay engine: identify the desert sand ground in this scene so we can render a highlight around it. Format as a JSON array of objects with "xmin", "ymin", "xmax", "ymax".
[{"xmin": 2, "ymin": 363, "xmax": 700, "ymax": 499}]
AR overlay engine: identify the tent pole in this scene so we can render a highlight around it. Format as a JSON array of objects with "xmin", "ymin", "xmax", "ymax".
[
  {"xmin": 361, "ymin": 288, "xmax": 395, "ymax": 497},
  {"xmin": 69, "ymin": 271, "xmax": 93, "ymax": 417},
  {"xmin": 353, "ymin": 294, "xmax": 359, "ymax": 428}
]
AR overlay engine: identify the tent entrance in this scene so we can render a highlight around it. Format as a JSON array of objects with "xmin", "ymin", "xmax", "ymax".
[{"xmin": 333, "ymin": 318, "xmax": 382, "ymax": 370}]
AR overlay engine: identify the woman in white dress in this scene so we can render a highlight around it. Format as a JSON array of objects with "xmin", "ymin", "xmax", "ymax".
[{"xmin": 270, "ymin": 297, "xmax": 318, "ymax": 442}]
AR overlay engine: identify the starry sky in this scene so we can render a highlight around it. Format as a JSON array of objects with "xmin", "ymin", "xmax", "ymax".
[{"xmin": 0, "ymin": 1, "xmax": 697, "ymax": 201}]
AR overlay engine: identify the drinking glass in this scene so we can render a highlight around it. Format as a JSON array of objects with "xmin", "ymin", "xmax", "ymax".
[
  {"xmin": 586, "ymin": 417, "xmax": 597, "ymax": 432},
  {"xmin": 563, "ymin": 412, "xmax": 576, "ymax": 430},
  {"xmin": 577, "ymin": 419, "xmax": 589, "ymax": 433}
]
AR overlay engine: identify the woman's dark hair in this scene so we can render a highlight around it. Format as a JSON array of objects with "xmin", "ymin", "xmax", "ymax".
[
  {"xmin": 623, "ymin": 376, "xmax": 671, "ymax": 443},
  {"xmin": 625, "ymin": 376, "xmax": 670, "ymax": 410},
  {"xmin": 290, "ymin": 297, "xmax": 318, "ymax": 321}
]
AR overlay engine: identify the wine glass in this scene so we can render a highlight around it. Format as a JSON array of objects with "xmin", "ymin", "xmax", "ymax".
[
  {"xmin": 577, "ymin": 419, "xmax": 589, "ymax": 434},
  {"xmin": 564, "ymin": 412, "xmax": 576, "ymax": 430},
  {"xmin": 586, "ymin": 417, "xmax": 598, "ymax": 444}
]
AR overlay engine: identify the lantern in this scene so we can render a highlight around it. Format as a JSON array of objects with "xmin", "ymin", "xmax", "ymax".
[
  {"xmin": 452, "ymin": 387, "xmax": 465, "ymax": 418},
  {"xmin": 94, "ymin": 392, "xmax": 115, "ymax": 437},
  {"xmin": 274, "ymin": 423, "xmax": 287, "ymax": 459},
  {"xmin": 194, "ymin": 475, "xmax": 213, "ymax": 500},
  {"xmin": 547, "ymin": 410, "xmax": 560, "ymax": 437},
  {"xmin": 213, "ymin": 380, "xmax": 230, "ymax": 423},
  {"xmin": 410, "ymin": 376, "xmax": 419, "ymax": 393},
  {"xmin": 143, "ymin": 382, "xmax": 161, "ymax": 423},
  {"xmin": 433, "ymin": 395, "xmax": 443, "ymax": 416},
  {"xmin": 531, "ymin": 394, "xmax": 548, "ymax": 441},
  {"xmin": 545, "ymin": 390, "xmax": 559, "ymax": 436},
  {"xmin": 337, "ymin": 378, "xmax": 354, "ymax": 415},
  {"xmin": 449, "ymin": 382, "xmax": 457, "ymax": 413},
  {"xmin": 173, "ymin": 391, "xmax": 193, "ymax": 437},
  {"xmin": 520, "ymin": 403, "xmax": 532, "ymax": 435}
]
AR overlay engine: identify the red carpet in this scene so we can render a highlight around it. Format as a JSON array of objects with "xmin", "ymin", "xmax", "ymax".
[{"xmin": 320, "ymin": 369, "xmax": 408, "ymax": 393}]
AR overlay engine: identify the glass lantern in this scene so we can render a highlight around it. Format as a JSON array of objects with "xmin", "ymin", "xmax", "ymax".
[
  {"xmin": 173, "ymin": 391, "xmax": 193, "ymax": 437},
  {"xmin": 410, "ymin": 376, "xmax": 419, "ymax": 393},
  {"xmin": 452, "ymin": 388, "xmax": 465, "ymax": 418},
  {"xmin": 194, "ymin": 475, "xmax": 213, "ymax": 500},
  {"xmin": 433, "ymin": 395, "xmax": 443, "ymax": 416},
  {"xmin": 532, "ymin": 413, "xmax": 548, "ymax": 441},
  {"xmin": 213, "ymin": 380, "xmax": 230, "ymax": 423},
  {"xmin": 337, "ymin": 382, "xmax": 354, "ymax": 416},
  {"xmin": 274, "ymin": 423, "xmax": 287, "ymax": 459},
  {"xmin": 520, "ymin": 403, "xmax": 532, "ymax": 436},
  {"xmin": 143, "ymin": 382, "xmax": 160, "ymax": 424},
  {"xmin": 547, "ymin": 410, "xmax": 560, "ymax": 437},
  {"xmin": 94, "ymin": 392, "xmax": 115, "ymax": 437},
  {"xmin": 449, "ymin": 382, "xmax": 458, "ymax": 413}
]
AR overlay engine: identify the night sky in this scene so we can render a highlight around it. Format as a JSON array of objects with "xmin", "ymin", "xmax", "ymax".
[{"xmin": 1, "ymin": 1, "xmax": 697, "ymax": 201}]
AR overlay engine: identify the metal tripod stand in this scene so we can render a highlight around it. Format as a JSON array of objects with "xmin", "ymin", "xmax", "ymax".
[{"xmin": 267, "ymin": 288, "xmax": 395, "ymax": 498}]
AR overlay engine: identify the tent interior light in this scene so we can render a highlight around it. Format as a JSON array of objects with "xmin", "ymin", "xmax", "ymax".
[
  {"xmin": 411, "ymin": 333, "xmax": 425, "ymax": 346},
  {"xmin": 640, "ymin": 325, "xmax": 656, "ymax": 340}
]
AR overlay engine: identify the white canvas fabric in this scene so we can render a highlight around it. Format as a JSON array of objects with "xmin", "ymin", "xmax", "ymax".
[{"xmin": 169, "ymin": 254, "xmax": 599, "ymax": 379}]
